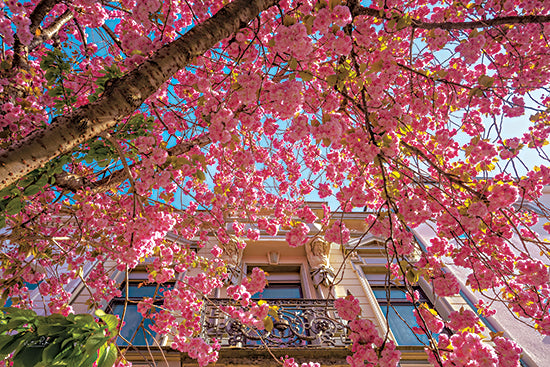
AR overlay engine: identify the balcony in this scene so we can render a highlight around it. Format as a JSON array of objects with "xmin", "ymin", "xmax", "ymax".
[{"xmin": 201, "ymin": 299, "xmax": 350, "ymax": 348}]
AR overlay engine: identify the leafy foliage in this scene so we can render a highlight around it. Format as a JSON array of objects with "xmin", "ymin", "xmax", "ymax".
[{"xmin": 0, "ymin": 308, "xmax": 118, "ymax": 367}]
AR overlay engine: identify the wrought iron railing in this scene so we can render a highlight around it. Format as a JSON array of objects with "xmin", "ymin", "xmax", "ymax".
[{"xmin": 201, "ymin": 298, "xmax": 350, "ymax": 348}]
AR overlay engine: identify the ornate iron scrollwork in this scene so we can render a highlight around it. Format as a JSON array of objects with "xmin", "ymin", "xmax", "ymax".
[{"xmin": 201, "ymin": 299, "xmax": 350, "ymax": 348}]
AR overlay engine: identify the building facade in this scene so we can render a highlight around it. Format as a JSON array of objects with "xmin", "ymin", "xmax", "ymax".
[{"xmin": 56, "ymin": 200, "xmax": 550, "ymax": 367}]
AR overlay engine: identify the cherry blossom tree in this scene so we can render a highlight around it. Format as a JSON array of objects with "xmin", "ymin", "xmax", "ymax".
[{"xmin": 1, "ymin": 0, "xmax": 550, "ymax": 366}]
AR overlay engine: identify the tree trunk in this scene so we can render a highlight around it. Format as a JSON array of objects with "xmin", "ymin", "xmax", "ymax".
[{"xmin": 0, "ymin": 0, "xmax": 278, "ymax": 190}]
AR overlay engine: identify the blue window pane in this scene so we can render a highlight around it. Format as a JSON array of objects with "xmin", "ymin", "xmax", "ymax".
[
  {"xmin": 112, "ymin": 304, "xmax": 156, "ymax": 346},
  {"xmin": 120, "ymin": 283, "xmax": 173, "ymax": 298},
  {"xmin": 380, "ymin": 304, "xmax": 430, "ymax": 345},
  {"xmin": 252, "ymin": 284, "xmax": 302, "ymax": 299},
  {"xmin": 372, "ymin": 289, "xmax": 409, "ymax": 300}
]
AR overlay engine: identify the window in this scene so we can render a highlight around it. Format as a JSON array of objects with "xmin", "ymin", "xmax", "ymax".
[
  {"xmin": 354, "ymin": 251, "xmax": 443, "ymax": 347},
  {"xmin": 246, "ymin": 265, "xmax": 309, "ymax": 346},
  {"xmin": 372, "ymin": 287, "xmax": 433, "ymax": 346},
  {"xmin": 108, "ymin": 274, "xmax": 173, "ymax": 346},
  {"xmin": 249, "ymin": 265, "xmax": 306, "ymax": 299}
]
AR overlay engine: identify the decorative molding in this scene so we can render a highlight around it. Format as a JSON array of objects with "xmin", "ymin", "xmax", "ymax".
[
  {"xmin": 202, "ymin": 298, "xmax": 349, "ymax": 348},
  {"xmin": 305, "ymin": 238, "xmax": 335, "ymax": 288}
]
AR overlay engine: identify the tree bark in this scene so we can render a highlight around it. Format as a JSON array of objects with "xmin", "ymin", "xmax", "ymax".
[
  {"xmin": 352, "ymin": 5, "xmax": 550, "ymax": 30},
  {"xmin": 0, "ymin": 0, "xmax": 278, "ymax": 190},
  {"xmin": 12, "ymin": 0, "xmax": 61, "ymax": 68},
  {"xmin": 29, "ymin": 10, "xmax": 74, "ymax": 51},
  {"xmin": 54, "ymin": 134, "xmax": 212, "ymax": 193}
]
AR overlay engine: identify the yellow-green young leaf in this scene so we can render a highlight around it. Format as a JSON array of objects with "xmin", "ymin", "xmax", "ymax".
[
  {"xmin": 326, "ymin": 74, "xmax": 338, "ymax": 86},
  {"xmin": 468, "ymin": 87, "xmax": 484, "ymax": 97},
  {"xmin": 303, "ymin": 15, "xmax": 315, "ymax": 34},
  {"xmin": 99, "ymin": 314, "xmax": 119, "ymax": 334},
  {"xmin": 329, "ymin": 0, "xmax": 341, "ymax": 10},
  {"xmin": 298, "ymin": 71, "xmax": 314, "ymax": 82},
  {"xmin": 195, "ymin": 170, "xmax": 206, "ymax": 181},
  {"xmin": 478, "ymin": 75, "xmax": 494, "ymax": 88},
  {"xmin": 469, "ymin": 28, "xmax": 480, "ymax": 39},
  {"xmin": 263, "ymin": 317, "xmax": 274, "ymax": 332},
  {"xmin": 96, "ymin": 343, "xmax": 117, "ymax": 367},
  {"xmin": 268, "ymin": 308, "xmax": 279, "ymax": 321},
  {"xmin": 191, "ymin": 154, "xmax": 206, "ymax": 168},
  {"xmin": 433, "ymin": 70, "xmax": 448, "ymax": 79},
  {"xmin": 289, "ymin": 58, "xmax": 298, "ymax": 70},
  {"xmin": 369, "ymin": 60, "xmax": 384, "ymax": 73},
  {"xmin": 94, "ymin": 309, "xmax": 107, "ymax": 318},
  {"xmin": 396, "ymin": 16, "xmax": 411, "ymax": 31},
  {"xmin": 406, "ymin": 269, "xmax": 419, "ymax": 284},
  {"xmin": 283, "ymin": 15, "xmax": 296, "ymax": 26}
]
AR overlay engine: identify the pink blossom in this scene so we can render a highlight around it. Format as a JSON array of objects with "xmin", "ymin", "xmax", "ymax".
[
  {"xmin": 242, "ymin": 267, "xmax": 267, "ymax": 295},
  {"xmin": 335, "ymin": 294, "xmax": 361, "ymax": 321},
  {"xmin": 414, "ymin": 306, "xmax": 444, "ymax": 334},
  {"xmin": 286, "ymin": 222, "xmax": 310, "ymax": 247},
  {"xmin": 325, "ymin": 221, "xmax": 350, "ymax": 244},
  {"xmin": 494, "ymin": 337, "xmax": 522, "ymax": 367},
  {"xmin": 448, "ymin": 308, "xmax": 485, "ymax": 333}
]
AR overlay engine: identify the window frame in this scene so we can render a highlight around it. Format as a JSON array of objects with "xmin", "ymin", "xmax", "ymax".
[
  {"xmin": 349, "ymin": 241, "xmax": 448, "ymax": 347},
  {"xmin": 107, "ymin": 272, "xmax": 175, "ymax": 347},
  {"xmin": 243, "ymin": 263, "xmax": 314, "ymax": 299}
]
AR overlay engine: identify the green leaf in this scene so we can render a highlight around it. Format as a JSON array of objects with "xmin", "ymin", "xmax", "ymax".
[
  {"xmin": 98, "ymin": 314, "xmax": 118, "ymax": 334},
  {"xmin": 298, "ymin": 71, "xmax": 313, "ymax": 82},
  {"xmin": 43, "ymin": 340, "xmax": 62, "ymax": 362},
  {"xmin": 13, "ymin": 346, "xmax": 43, "ymax": 367},
  {"xmin": 0, "ymin": 335, "xmax": 13, "ymax": 353},
  {"xmin": 0, "ymin": 335, "xmax": 23, "ymax": 358},
  {"xmin": 96, "ymin": 343, "xmax": 117, "ymax": 367},
  {"xmin": 263, "ymin": 317, "xmax": 274, "ymax": 333},
  {"xmin": 78, "ymin": 350, "xmax": 100, "ymax": 367},
  {"xmin": 5, "ymin": 198, "xmax": 22, "ymax": 215},
  {"xmin": 194, "ymin": 170, "xmax": 206, "ymax": 181},
  {"xmin": 326, "ymin": 74, "xmax": 338, "ymax": 86},
  {"xmin": 84, "ymin": 335, "xmax": 108, "ymax": 355},
  {"xmin": 73, "ymin": 314, "xmax": 94, "ymax": 327},
  {"xmin": 23, "ymin": 185, "xmax": 41, "ymax": 196},
  {"xmin": 53, "ymin": 344, "xmax": 74, "ymax": 362},
  {"xmin": 94, "ymin": 309, "xmax": 107, "ymax": 318}
]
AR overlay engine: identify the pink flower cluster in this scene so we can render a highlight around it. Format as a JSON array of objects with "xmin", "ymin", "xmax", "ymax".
[
  {"xmin": 286, "ymin": 222, "xmax": 310, "ymax": 247},
  {"xmin": 273, "ymin": 23, "xmax": 313, "ymax": 60},
  {"xmin": 447, "ymin": 308, "xmax": 485, "ymax": 333},
  {"xmin": 413, "ymin": 306, "xmax": 444, "ymax": 334},
  {"xmin": 431, "ymin": 332, "xmax": 498, "ymax": 367},
  {"xmin": 324, "ymin": 220, "xmax": 350, "ymax": 244},
  {"xmin": 242, "ymin": 267, "xmax": 268, "ymax": 295},
  {"xmin": 334, "ymin": 294, "xmax": 361, "ymax": 321}
]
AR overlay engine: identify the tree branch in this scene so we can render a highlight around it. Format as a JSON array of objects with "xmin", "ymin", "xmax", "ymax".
[
  {"xmin": 12, "ymin": 0, "xmax": 61, "ymax": 68},
  {"xmin": 0, "ymin": 0, "xmax": 279, "ymax": 190},
  {"xmin": 29, "ymin": 0, "xmax": 60, "ymax": 33},
  {"xmin": 353, "ymin": 5, "xmax": 550, "ymax": 30},
  {"xmin": 54, "ymin": 134, "xmax": 212, "ymax": 193},
  {"xmin": 29, "ymin": 10, "xmax": 74, "ymax": 51}
]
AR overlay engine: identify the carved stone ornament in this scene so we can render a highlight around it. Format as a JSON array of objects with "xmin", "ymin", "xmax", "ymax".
[
  {"xmin": 221, "ymin": 238, "xmax": 244, "ymax": 285},
  {"xmin": 305, "ymin": 238, "xmax": 335, "ymax": 288}
]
